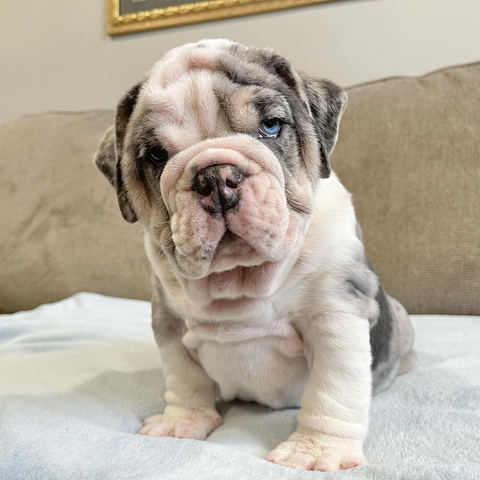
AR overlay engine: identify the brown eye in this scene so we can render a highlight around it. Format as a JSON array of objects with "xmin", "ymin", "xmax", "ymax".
[{"xmin": 146, "ymin": 146, "xmax": 169, "ymax": 166}]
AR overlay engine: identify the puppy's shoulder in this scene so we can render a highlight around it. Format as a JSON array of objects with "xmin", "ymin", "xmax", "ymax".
[{"xmin": 303, "ymin": 172, "xmax": 361, "ymax": 267}]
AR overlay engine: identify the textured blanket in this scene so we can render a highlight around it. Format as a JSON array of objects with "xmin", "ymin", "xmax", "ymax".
[{"xmin": 0, "ymin": 293, "xmax": 479, "ymax": 479}]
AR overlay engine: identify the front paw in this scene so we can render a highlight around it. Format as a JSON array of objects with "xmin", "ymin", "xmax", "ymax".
[
  {"xmin": 267, "ymin": 430, "xmax": 366, "ymax": 472},
  {"xmin": 139, "ymin": 405, "xmax": 222, "ymax": 440}
]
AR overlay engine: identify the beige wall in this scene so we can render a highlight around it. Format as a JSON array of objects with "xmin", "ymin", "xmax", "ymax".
[{"xmin": 2, "ymin": 0, "xmax": 479, "ymax": 125}]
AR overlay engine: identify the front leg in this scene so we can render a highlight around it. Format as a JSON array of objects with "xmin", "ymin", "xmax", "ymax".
[
  {"xmin": 268, "ymin": 268, "xmax": 377, "ymax": 471},
  {"xmin": 139, "ymin": 278, "xmax": 221, "ymax": 440}
]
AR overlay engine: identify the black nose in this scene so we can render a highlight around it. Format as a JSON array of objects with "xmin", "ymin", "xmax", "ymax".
[{"xmin": 194, "ymin": 164, "xmax": 244, "ymax": 214}]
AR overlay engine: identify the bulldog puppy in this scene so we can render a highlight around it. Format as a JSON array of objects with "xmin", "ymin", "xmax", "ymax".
[{"xmin": 95, "ymin": 39, "xmax": 415, "ymax": 472}]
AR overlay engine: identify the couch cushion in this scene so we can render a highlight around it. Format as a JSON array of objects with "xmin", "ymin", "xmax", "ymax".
[
  {"xmin": 0, "ymin": 62, "xmax": 479, "ymax": 314},
  {"xmin": 332, "ymin": 61, "xmax": 480, "ymax": 315},
  {"xmin": 0, "ymin": 111, "xmax": 151, "ymax": 313}
]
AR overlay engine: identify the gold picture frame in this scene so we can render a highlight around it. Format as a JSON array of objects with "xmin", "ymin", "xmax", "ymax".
[{"xmin": 107, "ymin": 0, "xmax": 342, "ymax": 36}]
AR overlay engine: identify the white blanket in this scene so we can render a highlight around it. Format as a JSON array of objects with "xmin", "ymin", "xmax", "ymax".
[{"xmin": 0, "ymin": 293, "xmax": 479, "ymax": 479}]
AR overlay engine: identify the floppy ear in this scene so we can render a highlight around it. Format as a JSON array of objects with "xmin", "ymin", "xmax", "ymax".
[
  {"xmin": 94, "ymin": 82, "xmax": 143, "ymax": 223},
  {"xmin": 298, "ymin": 74, "xmax": 347, "ymax": 178},
  {"xmin": 265, "ymin": 53, "xmax": 347, "ymax": 179}
]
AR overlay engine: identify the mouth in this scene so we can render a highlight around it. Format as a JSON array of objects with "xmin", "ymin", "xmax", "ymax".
[
  {"xmin": 208, "ymin": 224, "xmax": 264, "ymax": 273},
  {"xmin": 219, "ymin": 226, "xmax": 236, "ymax": 244},
  {"xmin": 215, "ymin": 225, "xmax": 250, "ymax": 257}
]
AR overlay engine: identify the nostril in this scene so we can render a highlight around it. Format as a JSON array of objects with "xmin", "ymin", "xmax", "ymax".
[
  {"xmin": 226, "ymin": 173, "xmax": 243, "ymax": 189},
  {"xmin": 194, "ymin": 167, "xmax": 218, "ymax": 196},
  {"xmin": 225, "ymin": 165, "xmax": 244, "ymax": 189},
  {"xmin": 194, "ymin": 182, "xmax": 212, "ymax": 196}
]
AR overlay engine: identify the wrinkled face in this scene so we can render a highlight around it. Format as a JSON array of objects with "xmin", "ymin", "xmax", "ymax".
[{"xmin": 96, "ymin": 40, "xmax": 346, "ymax": 280}]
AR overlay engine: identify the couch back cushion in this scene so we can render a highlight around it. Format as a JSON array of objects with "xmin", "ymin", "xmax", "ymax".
[
  {"xmin": 0, "ymin": 62, "xmax": 478, "ymax": 314},
  {"xmin": 332, "ymin": 62, "xmax": 480, "ymax": 315},
  {"xmin": 0, "ymin": 111, "xmax": 151, "ymax": 313}
]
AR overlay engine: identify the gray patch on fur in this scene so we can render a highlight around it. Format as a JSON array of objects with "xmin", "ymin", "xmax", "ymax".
[
  {"xmin": 364, "ymin": 258, "xmax": 416, "ymax": 394},
  {"xmin": 151, "ymin": 274, "xmax": 183, "ymax": 348},
  {"xmin": 94, "ymin": 82, "xmax": 144, "ymax": 223},
  {"xmin": 215, "ymin": 46, "xmax": 346, "ymax": 179},
  {"xmin": 299, "ymin": 74, "xmax": 347, "ymax": 177}
]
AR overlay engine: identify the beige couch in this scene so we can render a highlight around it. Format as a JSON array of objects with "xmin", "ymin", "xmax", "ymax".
[
  {"xmin": 1, "ymin": 62, "xmax": 479, "ymax": 315},
  {"xmin": 1, "ymin": 61, "xmax": 480, "ymax": 480}
]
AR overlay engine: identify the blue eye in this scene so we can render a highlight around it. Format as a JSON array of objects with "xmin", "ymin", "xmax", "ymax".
[{"xmin": 259, "ymin": 118, "xmax": 282, "ymax": 138}]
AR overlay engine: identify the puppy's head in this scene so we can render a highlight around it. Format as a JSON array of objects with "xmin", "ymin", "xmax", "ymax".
[{"xmin": 95, "ymin": 39, "xmax": 346, "ymax": 280}]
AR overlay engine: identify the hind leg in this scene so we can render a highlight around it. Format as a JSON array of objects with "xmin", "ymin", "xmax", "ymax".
[
  {"xmin": 398, "ymin": 349, "xmax": 416, "ymax": 375},
  {"xmin": 388, "ymin": 295, "xmax": 415, "ymax": 364},
  {"xmin": 372, "ymin": 295, "xmax": 416, "ymax": 394}
]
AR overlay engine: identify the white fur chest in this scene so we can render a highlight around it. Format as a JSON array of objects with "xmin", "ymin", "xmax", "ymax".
[{"xmin": 181, "ymin": 311, "xmax": 308, "ymax": 409}]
